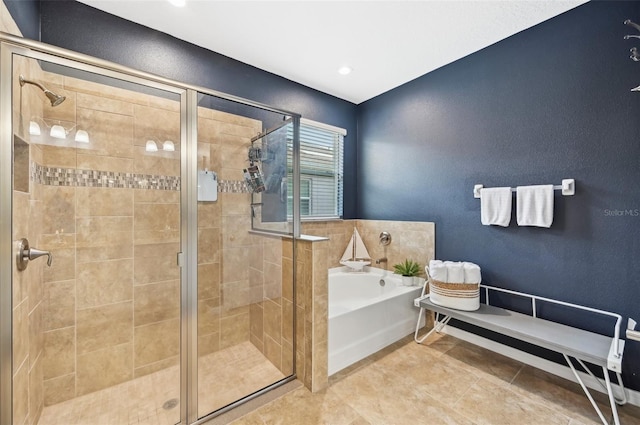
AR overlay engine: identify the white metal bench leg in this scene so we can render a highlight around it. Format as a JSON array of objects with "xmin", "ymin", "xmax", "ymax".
[
  {"xmin": 563, "ymin": 354, "xmax": 619, "ymax": 425},
  {"xmin": 415, "ymin": 311, "xmax": 451, "ymax": 344},
  {"xmin": 602, "ymin": 365, "xmax": 621, "ymax": 425},
  {"xmin": 575, "ymin": 358, "xmax": 628, "ymax": 406},
  {"xmin": 414, "ymin": 307, "xmax": 430, "ymax": 343},
  {"xmin": 615, "ymin": 372, "xmax": 628, "ymax": 406}
]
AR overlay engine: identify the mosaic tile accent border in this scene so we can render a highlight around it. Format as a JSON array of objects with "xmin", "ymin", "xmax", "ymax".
[
  {"xmin": 32, "ymin": 163, "xmax": 180, "ymax": 190},
  {"xmin": 31, "ymin": 163, "xmax": 250, "ymax": 193},
  {"xmin": 218, "ymin": 179, "xmax": 250, "ymax": 193}
]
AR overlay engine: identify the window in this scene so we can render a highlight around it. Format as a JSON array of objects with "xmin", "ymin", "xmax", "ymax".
[
  {"xmin": 287, "ymin": 119, "xmax": 345, "ymax": 219},
  {"xmin": 299, "ymin": 178, "xmax": 311, "ymax": 216}
]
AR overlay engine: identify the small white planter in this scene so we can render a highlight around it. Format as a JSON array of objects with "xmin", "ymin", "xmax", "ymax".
[{"xmin": 401, "ymin": 276, "xmax": 415, "ymax": 286}]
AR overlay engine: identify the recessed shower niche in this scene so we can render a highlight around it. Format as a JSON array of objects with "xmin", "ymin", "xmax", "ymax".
[
  {"xmin": 0, "ymin": 35, "xmax": 299, "ymax": 425},
  {"xmin": 13, "ymin": 134, "xmax": 28, "ymax": 193}
]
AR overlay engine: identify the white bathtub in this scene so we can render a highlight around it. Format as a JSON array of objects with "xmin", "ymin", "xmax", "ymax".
[{"xmin": 328, "ymin": 266, "xmax": 425, "ymax": 375}]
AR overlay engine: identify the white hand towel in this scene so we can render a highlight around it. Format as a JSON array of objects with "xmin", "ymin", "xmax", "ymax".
[
  {"xmin": 480, "ymin": 187, "xmax": 512, "ymax": 227},
  {"xmin": 516, "ymin": 185, "xmax": 554, "ymax": 228},
  {"xmin": 428, "ymin": 260, "xmax": 447, "ymax": 282},
  {"xmin": 445, "ymin": 261, "xmax": 465, "ymax": 284},
  {"xmin": 462, "ymin": 262, "xmax": 482, "ymax": 284}
]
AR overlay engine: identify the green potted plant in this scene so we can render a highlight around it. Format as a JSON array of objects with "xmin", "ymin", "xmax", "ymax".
[{"xmin": 393, "ymin": 259, "xmax": 421, "ymax": 286}]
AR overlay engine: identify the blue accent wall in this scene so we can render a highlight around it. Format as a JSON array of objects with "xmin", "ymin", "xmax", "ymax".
[
  {"xmin": 3, "ymin": 0, "xmax": 39, "ymax": 40},
  {"xmin": 358, "ymin": 1, "xmax": 640, "ymax": 389},
  {"xmin": 37, "ymin": 0, "xmax": 359, "ymax": 219}
]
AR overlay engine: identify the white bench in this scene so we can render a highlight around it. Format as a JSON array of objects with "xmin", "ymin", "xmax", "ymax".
[{"xmin": 414, "ymin": 284, "xmax": 628, "ymax": 425}]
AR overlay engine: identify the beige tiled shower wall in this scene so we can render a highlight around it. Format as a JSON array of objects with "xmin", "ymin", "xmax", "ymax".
[
  {"xmin": 247, "ymin": 235, "xmax": 293, "ymax": 374},
  {"xmin": 198, "ymin": 108, "xmax": 297, "ymax": 382},
  {"xmin": 37, "ymin": 72, "xmax": 183, "ymax": 406},
  {"xmin": 245, "ymin": 234, "xmax": 331, "ymax": 392},
  {"xmin": 290, "ymin": 236, "xmax": 331, "ymax": 392},
  {"xmin": 32, "ymin": 71, "xmax": 268, "ymax": 407},
  {"xmin": 197, "ymin": 106, "xmax": 262, "ymax": 361},
  {"xmin": 246, "ymin": 232, "xmax": 296, "ymax": 376}
]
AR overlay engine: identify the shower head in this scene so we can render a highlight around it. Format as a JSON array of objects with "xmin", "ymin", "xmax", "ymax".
[
  {"xmin": 19, "ymin": 75, "xmax": 66, "ymax": 107},
  {"xmin": 44, "ymin": 90, "xmax": 66, "ymax": 107}
]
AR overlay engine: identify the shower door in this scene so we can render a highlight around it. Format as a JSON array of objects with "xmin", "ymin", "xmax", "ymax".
[
  {"xmin": 2, "ymin": 49, "xmax": 185, "ymax": 425},
  {"xmin": 194, "ymin": 93, "xmax": 295, "ymax": 419},
  {"xmin": 250, "ymin": 119, "xmax": 293, "ymax": 234},
  {"xmin": 1, "ymin": 35, "xmax": 299, "ymax": 425}
]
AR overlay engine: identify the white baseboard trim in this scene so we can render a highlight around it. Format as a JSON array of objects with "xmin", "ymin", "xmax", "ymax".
[{"xmin": 441, "ymin": 325, "xmax": 640, "ymax": 408}]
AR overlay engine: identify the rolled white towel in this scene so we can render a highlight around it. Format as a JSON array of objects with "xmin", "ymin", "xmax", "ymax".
[
  {"xmin": 445, "ymin": 261, "xmax": 465, "ymax": 284},
  {"xmin": 463, "ymin": 262, "xmax": 482, "ymax": 284},
  {"xmin": 428, "ymin": 260, "xmax": 447, "ymax": 282}
]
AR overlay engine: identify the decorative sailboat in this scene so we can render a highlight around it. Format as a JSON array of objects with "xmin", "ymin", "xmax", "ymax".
[{"xmin": 340, "ymin": 228, "xmax": 371, "ymax": 271}]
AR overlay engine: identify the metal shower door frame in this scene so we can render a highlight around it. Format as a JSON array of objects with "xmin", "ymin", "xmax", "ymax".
[{"xmin": 0, "ymin": 32, "xmax": 301, "ymax": 425}]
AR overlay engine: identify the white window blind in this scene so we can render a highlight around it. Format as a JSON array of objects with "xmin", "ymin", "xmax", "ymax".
[{"xmin": 287, "ymin": 119, "xmax": 345, "ymax": 219}]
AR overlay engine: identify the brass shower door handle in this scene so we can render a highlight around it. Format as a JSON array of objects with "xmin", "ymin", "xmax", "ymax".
[{"xmin": 16, "ymin": 238, "xmax": 53, "ymax": 271}]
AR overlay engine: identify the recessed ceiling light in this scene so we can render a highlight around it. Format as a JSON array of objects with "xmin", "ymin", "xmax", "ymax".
[
  {"xmin": 338, "ymin": 66, "xmax": 352, "ymax": 76},
  {"xmin": 167, "ymin": 0, "xmax": 186, "ymax": 7}
]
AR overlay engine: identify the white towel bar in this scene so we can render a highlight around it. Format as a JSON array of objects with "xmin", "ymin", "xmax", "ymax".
[{"xmin": 473, "ymin": 178, "xmax": 575, "ymax": 198}]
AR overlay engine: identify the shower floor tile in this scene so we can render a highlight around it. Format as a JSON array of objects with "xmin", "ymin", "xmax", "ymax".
[
  {"xmin": 198, "ymin": 342, "xmax": 285, "ymax": 417},
  {"xmin": 37, "ymin": 341, "xmax": 284, "ymax": 425}
]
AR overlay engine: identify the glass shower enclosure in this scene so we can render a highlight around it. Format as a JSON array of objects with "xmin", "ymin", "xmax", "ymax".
[{"xmin": 0, "ymin": 33, "xmax": 299, "ymax": 425}]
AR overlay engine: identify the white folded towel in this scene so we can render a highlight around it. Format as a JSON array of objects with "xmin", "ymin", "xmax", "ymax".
[
  {"xmin": 516, "ymin": 185, "xmax": 554, "ymax": 228},
  {"xmin": 445, "ymin": 261, "xmax": 465, "ymax": 284},
  {"xmin": 480, "ymin": 187, "xmax": 512, "ymax": 227},
  {"xmin": 463, "ymin": 262, "xmax": 482, "ymax": 284},
  {"xmin": 428, "ymin": 260, "xmax": 447, "ymax": 282}
]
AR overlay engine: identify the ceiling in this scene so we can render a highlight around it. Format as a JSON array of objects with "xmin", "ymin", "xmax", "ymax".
[{"xmin": 78, "ymin": 0, "xmax": 587, "ymax": 104}]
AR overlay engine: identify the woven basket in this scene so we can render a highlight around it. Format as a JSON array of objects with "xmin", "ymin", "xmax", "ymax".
[{"xmin": 429, "ymin": 279, "xmax": 480, "ymax": 311}]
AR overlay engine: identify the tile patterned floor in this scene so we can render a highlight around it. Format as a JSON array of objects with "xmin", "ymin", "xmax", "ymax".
[
  {"xmin": 37, "ymin": 341, "xmax": 284, "ymax": 425},
  {"xmin": 231, "ymin": 334, "xmax": 640, "ymax": 425},
  {"xmin": 34, "ymin": 333, "xmax": 640, "ymax": 425}
]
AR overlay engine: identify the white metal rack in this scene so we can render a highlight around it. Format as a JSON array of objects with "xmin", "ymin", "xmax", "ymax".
[{"xmin": 414, "ymin": 284, "xmax": 630, "ymax": 425}]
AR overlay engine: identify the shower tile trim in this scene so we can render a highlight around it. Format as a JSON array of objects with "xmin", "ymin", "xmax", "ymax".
[
  {"xmin": 31, "ymin": 163, "xmax": 250, "ymax": 193},
  {"xmin": 218, "ymin": 179, "xmax": 251, "ymax": 193}
]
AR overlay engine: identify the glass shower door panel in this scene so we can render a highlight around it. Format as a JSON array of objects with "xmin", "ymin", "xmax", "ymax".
[
  {"xmin": 10, "ymin": 55, "xmax": 182, "ymax": 425},
  {"xmin": 196, "ymin": 94, "xmax": 294, "ymax": 418},
  {"xmin": 251, "ymin": 120, "xmax": 293, "ymax": 235}
]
